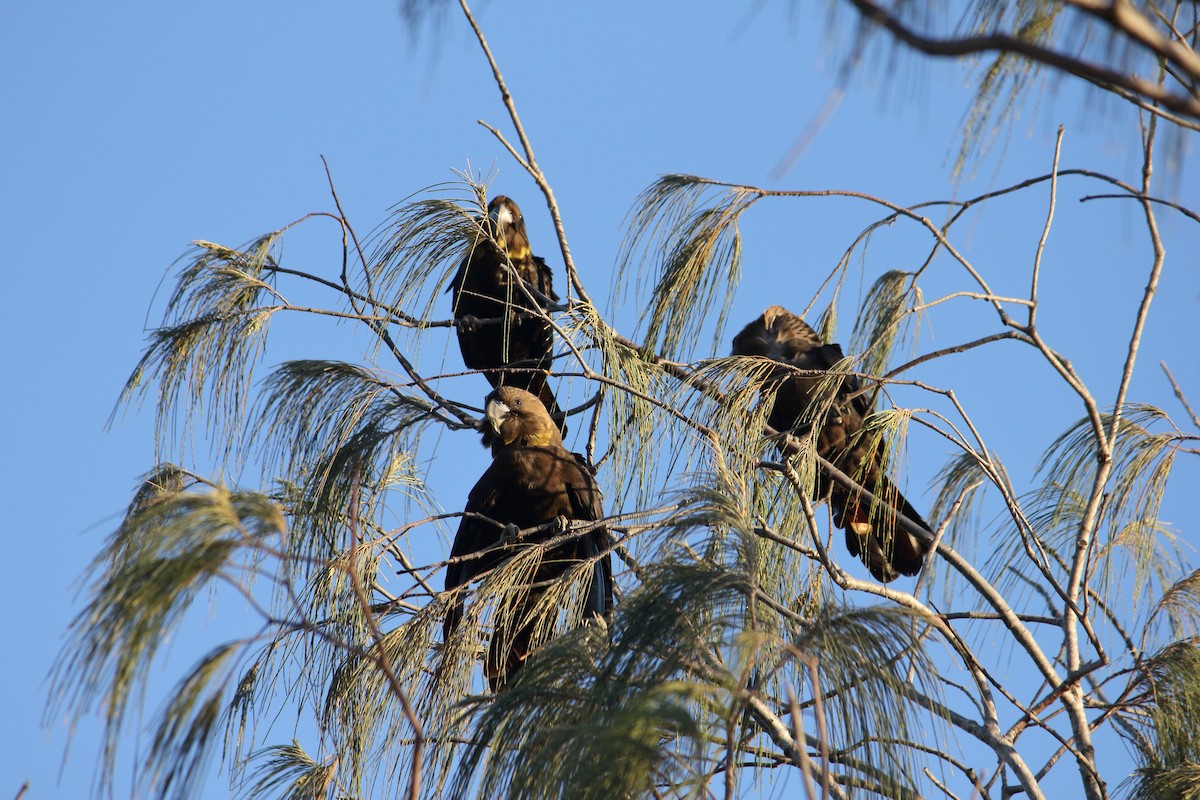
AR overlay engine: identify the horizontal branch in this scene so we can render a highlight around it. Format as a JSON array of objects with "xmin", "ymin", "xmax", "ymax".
[{"xmin": 845, "ymin": 0, "xmax": 1200, "ymax": 121}]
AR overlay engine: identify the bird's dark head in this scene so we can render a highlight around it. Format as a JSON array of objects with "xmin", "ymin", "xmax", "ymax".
[
  {"xmin": 731, "ymin": 305, "xmax": 819, "ymax": 360},
  {"xmin": 760, "ymin": 305, "xmax": 791, "ymax": 331},
  {"xmin": 485, "ymin": 195, "xmax": 532, "ymax": 262},
  {"xmin": 733, "ymin": 306, "xmax": 789, "ymax": 356},
  {"xmin": 480, "ymin": 385, "xmax": 560, "ymax": 450}
]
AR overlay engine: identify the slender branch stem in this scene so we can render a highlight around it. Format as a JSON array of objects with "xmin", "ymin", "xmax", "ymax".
[
  {"xmin": 844, "ymin": 0, "xmax": 1200, "ymax": 120},
  {"xmin": 1162, "ymin": 362, "xmax": 1200, "ymax": 430},
  {"xmin": 1030, "ymin": 126, "xmax": 1064, "ymax": 328},
  {"xmin": 458, "ymin": 0, "xmax": 591, "ymax": 306}
]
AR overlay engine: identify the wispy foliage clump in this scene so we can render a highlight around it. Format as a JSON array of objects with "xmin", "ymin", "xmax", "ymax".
[
  {"xmin": 120, "ymin": 237, "xmax": 285, "ymax": 461},
  {"xmin": 993, "ymin": 405, "xmax": 1188, "ymax": 600},
  {"xmin": 850, "ymin": 269, "xmax": 923, "ymax": 381},
  {"xmin": 617, "ymin": 175, "xmax": 760, "ymax": 361},
  {"xmin": 1125, "ymin": 640, "xmax": 1200, "ymax": 800},
  {"xmin": 367, "ymin": 185, "xmax": 484, "ymax": 326},
  {"xmin": 50, "ymin": 471, "xmax": 285, "ymax": 797},
  {"xmin": 818, "ymin": 0, "xmax": 1200, "ymax": 173},
  {"xmin": 252, "ymin": 359, "xmax": 438, "ymax": 589},
  {"xmin": 241, "ymin": 741, "xmax": 340, "ymax": 800}
]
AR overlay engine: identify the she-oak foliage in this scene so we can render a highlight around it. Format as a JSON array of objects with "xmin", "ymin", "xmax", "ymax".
[{"xmin": 53, "ymin": 3, "xmax": 1200, "ymax": 799}]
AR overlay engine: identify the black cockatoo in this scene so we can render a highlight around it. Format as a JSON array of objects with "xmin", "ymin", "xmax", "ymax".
[
  {"xmin": 450, "ymin": 195, "xmax": 565, "ymax": 431},
  {"xmin": 732, "ymin": 305, "xmax": 930, "ymax": 581},
  {"xmin": 443, "ymin": 386, "xmax": 612, "ymax": 689}
]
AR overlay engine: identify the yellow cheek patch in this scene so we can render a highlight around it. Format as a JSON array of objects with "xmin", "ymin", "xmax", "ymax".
[
  {"xmin": 501, "ymin": 426, "xmax": 552, "ymax": 448},
  {"xmin": 525, "ymin": 431, "xmax": 553, "ymax": 447},
  {"xmin": 505, "ymin": 243, "xmax": 531, "ymax": 261},
  {"xmin": 502, "ymin": 425, "xmax": 553, "ymax": 448}
]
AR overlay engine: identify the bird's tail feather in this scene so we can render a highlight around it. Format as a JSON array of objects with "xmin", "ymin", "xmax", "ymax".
[
  {"xmin": 484, "ymin": 548, "xmax": 611, "ymax": 691},
  {"xmin": 836, "ymin": 475, "xmax": 930, "ymax": 582},
  {"xmin": 579, "ymin": 539, "xmax": 614, "ymax": 622},
  {"xmin": 486, "ymin": 612, "xmax": 536, "ymax": 692}
]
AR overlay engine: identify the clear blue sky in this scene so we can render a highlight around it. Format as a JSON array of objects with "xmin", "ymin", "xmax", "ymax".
[{"xmin": 3, "ymin": 1, "xmax": 1197, "ymax": 798}]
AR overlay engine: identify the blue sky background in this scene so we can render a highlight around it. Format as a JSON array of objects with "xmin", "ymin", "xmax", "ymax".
[{"xmin": 3, "ymin": 1, "xmax": 1198, "ymax": 798}]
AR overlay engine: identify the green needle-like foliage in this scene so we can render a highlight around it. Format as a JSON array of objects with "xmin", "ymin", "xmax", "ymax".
[
  {"xmin": 50, "ymin": 474, "xmax": 286, "ymax": 797},
  {"xmin": 850, "ymin": 270, "xmax": 923, "ymax": 383},
  {"xmin": 120, "ymin": 237, "xmax": 284, "ymax": 461},
  {"xmin": 368, "ymin": 189, "xmax": 482, "ymax": 326},
  {"xmin": 616, "ymin": 175, "xmax": 758, "ymax": 361},
  {"xmin": 241, "ymin": 741, "xmax": 339, "ymax": 800},
  {"xmin": 992, "ymin": 405, "xmax": 1187, "ymax": 599},
  {"xmin": 452, "ymin": 514, "xmax": 935, "ymax": 800},
  {"xmin": 1126, "ymin": 640, "xmax": 1200, "ymax": 800}
]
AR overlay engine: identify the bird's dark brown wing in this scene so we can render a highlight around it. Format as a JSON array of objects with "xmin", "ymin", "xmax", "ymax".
[
  {"xmin": 733, "ymin": 306, "xmax": 930, "ymax": 582},
  {"xmin": 564, "ymin": 452, "xmax": 613, "ymax": 621},
  {"xmin": 443, "ymin": 470, "xmax": 506, "ymax": 642},
  {"xmin": 531, "ymin": 254, "xmax": 557, "ymax": 303},
  {"xmin": 481, "ymin": 447, "xmax": 611, "ymax": 688},
  {"xmin": 444, "ymin": 425, "xmax": 610, "ymax": 689},
  {"xmin": 448, "ymin": 199, "xmax": 564, "ymax": 431},
  {"xmin": 449, "ymin": 247, "xmax": 555, "ymax": 381}
]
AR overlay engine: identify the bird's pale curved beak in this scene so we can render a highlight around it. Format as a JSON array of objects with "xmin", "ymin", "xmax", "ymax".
[
  {"xmin": 488, "ymin": 204, "xmax": 512, "ymax": 230},
  {"xmin": 485, "ymin": 399, "xmax": 510, "ymax": 435},
  {"xmin": 488, "ymin": 204, "xmax": 513, "ymax": 249}
]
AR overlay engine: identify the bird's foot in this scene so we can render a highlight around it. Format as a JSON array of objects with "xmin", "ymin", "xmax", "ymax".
[
  {"xmin": 457, "ymin": 313, "xmax": 480, "ymax": 333},
  {"xmin": 500, "ymin": 523, "xmax": 521, "ymax": 545}
]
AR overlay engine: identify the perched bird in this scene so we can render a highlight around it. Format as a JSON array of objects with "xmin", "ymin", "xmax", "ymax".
[
  {"xmin": 449, "ymin": 195, "xmax": 565, "ymax": 431},
  {"xmin": 443, "ymin": 386, "xmax": 613, "ymax": 690},
  {"xmin": 731, "ymin": 305, "xmax": 930, "ymax": 582}
]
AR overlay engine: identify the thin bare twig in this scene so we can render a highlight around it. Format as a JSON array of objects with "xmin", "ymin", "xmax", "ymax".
[
  {"xmin": 1029, "ymin": 126, "xmax": 1064, "ymax": 328},
  {"xmin": 458, "ymin": 0, "xmax": 591, "ymax": 306},
  {"xmin": 1161, "ymin": 361, "xmax": 1200, "ymax": 430},
  {"xmin": 1078, "ymin": 192, "xmax": 1200, "ymax": 225},
  {"xmin": 346, "ymin": 470, "xmax": 423, "ymax": 800}
]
